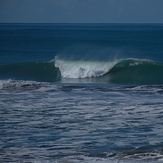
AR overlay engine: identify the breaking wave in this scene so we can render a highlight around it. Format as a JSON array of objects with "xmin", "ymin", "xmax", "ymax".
[
  {"xmin": 0, "ymin": 57, "xmax": 163, "ymax": 84},
  {"xmin": 55, "ymin": 57, "xmax": 163, "ymax": 84},
  {"xmin": 54, "ymin": 56, "xmax": 118, "ymax": 78}
]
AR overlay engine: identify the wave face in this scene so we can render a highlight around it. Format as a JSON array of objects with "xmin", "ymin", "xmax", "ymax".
[
  {"xmin": 108, "ymin": 58, "xmax": 163, "ymax": 84},
  {"xmin": 0, "ymin": 58, "xmax": 163, "ymax": 84}
]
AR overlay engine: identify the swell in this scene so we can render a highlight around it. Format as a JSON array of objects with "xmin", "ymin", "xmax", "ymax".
[{"xmin": 0, "ymin": 61, "xmax": 61, "ymax": 82}]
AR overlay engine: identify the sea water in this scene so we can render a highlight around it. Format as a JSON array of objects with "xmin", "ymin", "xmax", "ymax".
[{"xmin": 0, "ymin": 23, "xmax": 163, "ymax": 163}]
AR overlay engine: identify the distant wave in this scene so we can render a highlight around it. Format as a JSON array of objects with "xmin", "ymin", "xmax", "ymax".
[{"xmin": 0, "ymin": 57, "xmax": 163, "ymax": 84}]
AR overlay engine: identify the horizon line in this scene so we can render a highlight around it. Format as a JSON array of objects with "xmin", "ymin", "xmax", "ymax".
[{"xmin": 1, "ymin": 22, "xmax": 163, "ymax": 24}]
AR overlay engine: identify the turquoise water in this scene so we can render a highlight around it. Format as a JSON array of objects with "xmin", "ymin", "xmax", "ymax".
[{"xmin": 0, "ymin": 24, "xmax": 163, "ymax": 163}]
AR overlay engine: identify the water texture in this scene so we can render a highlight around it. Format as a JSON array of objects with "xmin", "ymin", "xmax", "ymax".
[{"xmin": 0, "ymin": 23, "xmax": 163, "ymax": 162}]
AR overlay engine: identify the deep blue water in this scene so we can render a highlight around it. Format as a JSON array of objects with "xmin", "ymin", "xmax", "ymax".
[{"xmin": 0, "ymin": 23, "xmax": 163, "ymax": 163}]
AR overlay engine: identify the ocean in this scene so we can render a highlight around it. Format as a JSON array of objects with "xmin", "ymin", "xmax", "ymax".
[{"xmin": 0, "ymin": 23, "xmax": 163, "ymax": 163}]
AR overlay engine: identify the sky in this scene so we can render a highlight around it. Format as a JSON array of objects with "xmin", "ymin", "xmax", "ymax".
[{"xmin": 0, "ymin": 0, "xmax": 163, "ymax": 23}]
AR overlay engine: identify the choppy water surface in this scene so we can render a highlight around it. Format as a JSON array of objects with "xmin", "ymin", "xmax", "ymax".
[{"xmin": 1, "ymin": 80, "xmax": 163, "ymax": 163}]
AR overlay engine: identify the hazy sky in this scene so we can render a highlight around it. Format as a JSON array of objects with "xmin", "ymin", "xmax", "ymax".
[{"xmin": 1, "ymin": 0, "xmax": 163, "ymax": 23}]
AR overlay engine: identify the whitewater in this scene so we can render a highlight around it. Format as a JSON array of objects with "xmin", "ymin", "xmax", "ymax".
[
  {"xmin": 54, "ymin": 56, "xmax": 116, "ymax": 78},
  {"xmin": 1, "ymin": 23, "xmax": 163, "ymax": 163}
]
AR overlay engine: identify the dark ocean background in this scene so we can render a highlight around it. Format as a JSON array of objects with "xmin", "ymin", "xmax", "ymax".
[{"xmin": 0, "ymin": 23, "xmax": 163, "ymax": 163}]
